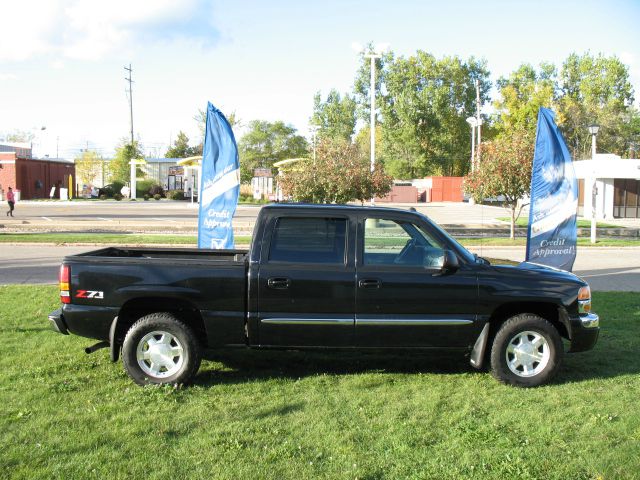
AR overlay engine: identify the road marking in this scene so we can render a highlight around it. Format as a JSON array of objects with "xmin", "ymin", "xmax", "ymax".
[
  {"xmin": 96, "ymin": 217, "xmax": 113, "ymax": 222},
  {"xmin": 41, "ymin": 217, "xmax": 53, "ymax": 222},
  {"xmin": 151, "ymin": 217, "xmax": 178, "ymax": 223}
]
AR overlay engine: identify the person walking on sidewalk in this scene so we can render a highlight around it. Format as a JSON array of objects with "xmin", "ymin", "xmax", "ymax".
[{"xmin": 6, "ymin": 187, "xmax": 15, "ymax": 217}]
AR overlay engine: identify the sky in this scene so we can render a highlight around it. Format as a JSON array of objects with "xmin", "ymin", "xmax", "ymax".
[{"xmin": 0, "ymin": 0, "xmax": 639, "ymax": 159}]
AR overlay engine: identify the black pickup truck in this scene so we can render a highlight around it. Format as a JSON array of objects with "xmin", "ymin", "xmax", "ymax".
[{"xmin": 48, "ymin": 204, "xmax": 599, "ymax": 387}]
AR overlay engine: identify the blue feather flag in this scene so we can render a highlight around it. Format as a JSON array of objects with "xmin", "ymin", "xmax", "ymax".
[
  {"xmin": 525, "ymin": 107, "xmax": 578, "ymax": 271},
  {"xmin": 197, "ymin": 102, "xmax": 240, "ymax": 249}
]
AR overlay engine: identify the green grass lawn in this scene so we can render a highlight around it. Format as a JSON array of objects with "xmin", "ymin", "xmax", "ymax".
[
  {"xmin": 497, "ymin": 217, "xmax": 622, "ymax": 228},
  {"xmin": 2, "ymin": 232, "xmax": 639, "ymax": 248},
  {"xmin": 0, "ymin": 233, "xmax": 252, "ymax": 246},
  {"xmin": 460, "ymin": 237, "xmax": 640, "ymax": 247},
  {"xmin": 1, "ymin": 286, "xmax": 639, "ymax": 478}
]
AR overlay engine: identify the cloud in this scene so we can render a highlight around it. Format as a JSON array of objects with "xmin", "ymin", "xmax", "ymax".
[
  {"xmin": 0, "ymin": 73, "xmax": 18, "ymax": 81},
  {"xmin": 0, "ymin": 0, "xmax": 218, "ymax": 62}
]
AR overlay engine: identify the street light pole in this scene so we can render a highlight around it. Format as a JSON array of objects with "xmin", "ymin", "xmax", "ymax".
[
  {"xmin": 364, "ymin": 51, "xmax": 382, "ymax": 206},
  {"xmin": 588, "ymin": 124, "xmax": 600, "ymax": 244},
  {"xmin": 30, "ymin": 126, "xmax": 46, "ymax": 158},
  {"xmin": 354, "ymin": 42, "xmax": 388, "ymax": 206},
  {"xmin": 475, "ymin": 79, "xmax": 482, "ymax": 146}
]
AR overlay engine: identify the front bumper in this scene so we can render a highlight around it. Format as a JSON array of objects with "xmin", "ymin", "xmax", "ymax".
[
  {"xmin": 48, "ymin": 308, "xmax": 69, "ymax": 335},
  {"xmin": 568, "ymin": 312, "xmax": 599, "ymax": 353}
]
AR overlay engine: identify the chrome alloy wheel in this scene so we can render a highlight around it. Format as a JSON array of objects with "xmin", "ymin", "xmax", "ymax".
[
  {"xmin": 136, "ymin": 331, "xmax": 184, "ymax": 378},
  {"xmin": 505, "ymin": 330, "xmax": 551, "ymax": 378}
]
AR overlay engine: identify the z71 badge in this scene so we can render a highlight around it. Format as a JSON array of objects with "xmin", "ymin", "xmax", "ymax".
[{"xmin": 75, "ymin": 290, "xmax": 104, "ymax": 299}]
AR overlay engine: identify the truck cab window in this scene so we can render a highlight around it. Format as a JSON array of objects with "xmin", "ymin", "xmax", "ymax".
[
  {"xmin": 269, "ymin": 217, "xmax": 347, "ymax": 264},
  {"xmin": 363, "ymin": 218, "xmax": 445, "ymax": 267}
]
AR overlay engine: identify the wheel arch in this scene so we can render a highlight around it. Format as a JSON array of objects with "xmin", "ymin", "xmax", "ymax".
[
  {"xmin": 471, "ymin": 301, "xmax": 570, "ymax": 370},
  {"xmin": 489, "ymin": 301, "xmax": 569, "ymax": 340},
  {"xmin": 112, "ymin": 297, "xmax": 207, "ymax": 357}
]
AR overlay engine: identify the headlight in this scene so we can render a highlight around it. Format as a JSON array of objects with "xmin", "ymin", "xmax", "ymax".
[{"xmin": 578, "ymin": 285, "xmax": 591, "ymax": 314}]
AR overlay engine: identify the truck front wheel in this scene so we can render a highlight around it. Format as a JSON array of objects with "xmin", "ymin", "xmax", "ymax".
[
  {"xmin": 122, "ymin": 312, "xmax": 202, "ymax": 386},
  {"xmin": 490, "ymin": 313, "xmax": 563, "ymax": 387}
]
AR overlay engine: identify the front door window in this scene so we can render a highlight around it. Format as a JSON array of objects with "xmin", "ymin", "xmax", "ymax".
[{"xmin": 363, "ymin": 218, "xmax": 445, "ymax": 269}]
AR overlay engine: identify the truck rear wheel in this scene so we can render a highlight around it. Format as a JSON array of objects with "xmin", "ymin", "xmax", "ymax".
[
  {"xmin": 122, "ymin": 312, "xmax": 201, "ymax": 386},
  {"xmin": 490, "ymin": 313, "xmax": 563, "ymax": 387}
]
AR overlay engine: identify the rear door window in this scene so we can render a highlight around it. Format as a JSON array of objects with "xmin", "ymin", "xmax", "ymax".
[{"xmin": 269, "ymin": 217, "xmax": 347, "ymax": 264}]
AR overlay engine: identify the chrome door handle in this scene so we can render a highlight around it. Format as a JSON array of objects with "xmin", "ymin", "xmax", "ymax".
[
  {"xmin": 267, "ymin": 277, "xmax": 291, "ymax": 289},
  {"xmin": 358, "ymin": 279, "xmax": 381, "ymax": 289}
]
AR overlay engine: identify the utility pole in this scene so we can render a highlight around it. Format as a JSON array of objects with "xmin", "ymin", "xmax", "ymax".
[
  {"xmin": 124, "ymin": 64, "xmax": 134, "ymax": 145},
  {"xmin": 309, "ymin": 125, "xmax": 319, "ymax": 163}
]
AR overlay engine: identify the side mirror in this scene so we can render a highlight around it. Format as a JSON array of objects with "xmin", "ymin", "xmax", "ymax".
[{"xmin": 441, "ymin": 250, "xmax": 459, "ymax": 274}]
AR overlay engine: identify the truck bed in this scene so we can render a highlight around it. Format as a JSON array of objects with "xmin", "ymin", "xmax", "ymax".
[
  {"xmin": 61, "ymin": 246, "xmax": 249, "ymax": 347},
  {"xmin": 72, "ymin": 246, "xmax": 248, "ymax": 263}
]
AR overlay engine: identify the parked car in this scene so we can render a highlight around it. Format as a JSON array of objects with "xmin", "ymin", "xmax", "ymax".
[{"xmin": 48, "ymin": 204, "xmax": 599, "ymax": 387}]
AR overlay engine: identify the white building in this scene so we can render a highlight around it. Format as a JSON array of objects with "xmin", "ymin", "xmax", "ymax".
[{"xmin": 573, "ymin": 154, "xmax": 640, "ymax": 219}]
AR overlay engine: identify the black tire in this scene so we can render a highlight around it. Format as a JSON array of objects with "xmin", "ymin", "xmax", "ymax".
[
  {"xmin": 490, "ymin": 313, "xmax": 563, "ymax": 387},
  {"xmin": 122, "ymin": 312, "xmax": 201, "ymax": 386}
]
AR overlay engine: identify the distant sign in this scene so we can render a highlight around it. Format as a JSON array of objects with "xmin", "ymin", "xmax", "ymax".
[
  {"xmin": 253, "ymin": 167, "xmax": 273, "ymax": 178},
  {"xmin": 169, "ymin": 166, "xmax": 184, "ymax": 176}
]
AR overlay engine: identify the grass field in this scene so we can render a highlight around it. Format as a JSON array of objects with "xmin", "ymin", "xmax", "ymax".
[
  {"xmin": 2, "ymin": 232, "xmax": 640, "ymax": 248},
  {"xmin": 1, "ymin": 286, "xmax": 639, "ymax": 479},
  {"xmin": 496, "ymin": 217, "xmax": 622, "ymax": 229},
  {"xmin": 0, "ymin": 233, "xmax": 252, "ymax": 246}
]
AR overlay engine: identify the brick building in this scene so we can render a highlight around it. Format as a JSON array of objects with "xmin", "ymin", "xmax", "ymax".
[{"xmin": 0, "ymin": 148, "xmax": 75, "ymax": 200}]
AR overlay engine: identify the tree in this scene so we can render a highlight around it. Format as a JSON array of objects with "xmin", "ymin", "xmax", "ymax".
[
  {"xmin": 74, "ymin": 150, "xmax": 105, "ymax": 186},
  {"xmin": 557, "ymin": 53, "xmax": 635, "ymax": 159},
  {"xmin": 464, "ymin": 130, "xmax": 535, "ymax": 238},
  {"xmin": 237, "ymin": 120, "xmax": 308, "ymax": 183},
  {"xmin": 353, "ymin": 49, "xmax": 492, "ymax": 177},
  {"xmin": 494, "ymin": 54, "xmax": 637, "ymax": 159},
  {"xmin": 165, "ymin": 131, "xmax": 195, "ymax": 158},
  {"xmin": 493, "ymin": 63, "xmax": 557, "ymax": 134},
  {"xmin": 279, "ymin": 138, "xmax": 392, "ymax": 204},
  {"xmin": 2, "ymin": 130, "xmax": 36, "ymax": 142},
  {"xmin": 192, "ymin": 108, "xmax": 241, "ymax": 156},
  {"xmin": 310, "ymin": 89, "xmax": 357, "ymax": 141},
  {"xmin": 110, "ymin": 139, "xmax": 143, "ymax": 183}
]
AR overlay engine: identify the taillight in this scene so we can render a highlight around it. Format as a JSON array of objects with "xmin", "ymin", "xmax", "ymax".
[{"xmin": 59, "ymin": 264, "xmax": 70, "ymax": 304}]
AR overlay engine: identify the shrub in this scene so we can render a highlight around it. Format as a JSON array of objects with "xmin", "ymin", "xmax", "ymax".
[
  {"xmin": 239, "ymin": 183, "xmax": 253, "ymax": 197},
  {"xmin": 136, "ymin": 179, "xmax": 162, "ymax": 198},
  {"xmin": 144, "ymin": 194, "xmax": 150, "ymax": 201},
  {"xmin": 239, "ymin": 193, "xmax": 260, "ymax": 203},
  {"xmin": 113, "ymin": 193, "xmax": 123, "ymax": 201},
  {"xmin": 153, "ymin": 194, "xmax": 161, "ymax": 201},
  {"xmin": 279, "ymin": 138, "xmax": 392, "ymax": 204},
  {"xmin": 149, "ymin": 185, "xmax": 165, "ymax": 197},
  {"xmin": 100, "ymin": 181, "xmax": 125, "ymax": 198},
  {"xmin": 167, "ymin": 190, "xmax": 185, "ymax": 201}
]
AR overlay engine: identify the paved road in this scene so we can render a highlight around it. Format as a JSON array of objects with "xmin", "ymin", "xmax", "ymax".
[
  {"xmin": 1, "ymin": 201, "xmax": 261, "ymax": 233},
  {"xmin": 3, "ymin": 244, "xmax": 639, "ymax": 291},
  {"xmin": 1, "ymin": 201, "xmax": 518, "ymax": 233}
]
